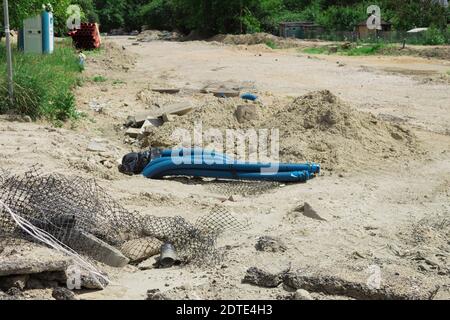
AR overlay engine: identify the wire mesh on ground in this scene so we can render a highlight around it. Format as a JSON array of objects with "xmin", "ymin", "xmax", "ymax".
[{"xmin": 0, "ymin": 167, "xmax": 249, "ymax": 270}]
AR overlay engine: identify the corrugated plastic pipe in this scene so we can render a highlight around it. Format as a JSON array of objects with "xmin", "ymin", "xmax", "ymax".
[
  {"xmin": 156, "ymin": 169, "xmax": 312, "ymax": 182},
  {"xmin": 143, "ymin": 156, "xmax": 320, "ymax": 176}
]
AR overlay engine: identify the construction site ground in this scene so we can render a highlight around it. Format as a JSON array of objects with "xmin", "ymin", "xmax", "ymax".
[{"xmin": 0, "ymin": 36, "xmax": 449, "ymax": 300}]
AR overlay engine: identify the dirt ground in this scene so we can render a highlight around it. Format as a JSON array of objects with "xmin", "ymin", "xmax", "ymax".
[{"xmin": 1, "ymin": 36, "xmax": 449, "ymax": 300}]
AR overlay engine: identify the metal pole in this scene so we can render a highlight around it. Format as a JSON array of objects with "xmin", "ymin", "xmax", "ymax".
[{"xmin": 3, "ymin": 0, "xmax": 14, "ymax": 104}]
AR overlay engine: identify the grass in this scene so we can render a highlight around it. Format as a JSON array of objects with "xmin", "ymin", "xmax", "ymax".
[
  {"xmin": 92, "ymin": 75, "xmax": 107, "ymax": 83},
  {"xmin": 303, "ymin": 43, "xmax": 386, "ymax": 56},
  {"xmin": 112, "ymin": 79, "xmax": 126, "ymax": 85},
  {"xmin": 343, "ymin": 44, "xmax": 385, "ymax": 56},
  {"xmin": 265, "ymin": 40, "xmax": 278, "ymax": 49},
  {"xmin": 0, "ymin": 41, "xmax": 82, "ymax": 124},
  {"xmin": 303, "ymin": 47, "xmax": 329, "ymax": 55},
  {"xmin": 447, "ymin": 70, "xmax": 450, "ymax": 76}
]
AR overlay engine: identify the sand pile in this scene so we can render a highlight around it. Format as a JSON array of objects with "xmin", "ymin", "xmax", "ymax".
[
  {"xmin": 137, "ymin": 30, "xmax": 182, "ymax": 42},
  {"xmin": 208, "ymin": 33, "xmax": 308, "ymax": 49},
  {"xmin": 143, "ymin": 90, "xmax": 419, "ymax": 172},
  {"xmin": 263, "ymin": 90, "xmax": 418, "ymax": 170}
]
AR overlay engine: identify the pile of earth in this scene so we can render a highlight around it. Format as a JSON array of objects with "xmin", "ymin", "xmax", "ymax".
[
  {"xmin": 208, "ymin": 33, "xmax": 309, "ymax": 49},
  {"xmin": 143, "ymin": 90, "xmax": 420, "ymax": 172},
  {"xmin": 137, "ymin": 30, "xmax": 183, "ymax": 42}
]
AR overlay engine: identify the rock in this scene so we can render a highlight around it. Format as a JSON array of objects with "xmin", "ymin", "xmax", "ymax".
[
  {"xmin": 162, "ymin": 113, "xmax": 177, "ymax": 123},
  {"xmin": 151, "ymin": 88, "xmax": 180, "ymax": 94},
  {"xmin": 120, "ymin": 237, "xmax": 163, "ymax": 263},
  {"xmin": 235, "ymin": 105, "xmax": 258, "ymax": 123},
  {"xmin": 0, "ymin": 252, "xmax": 71, "ymax": 277},
  {"xmin": 0, "ymin": 275, "xmax": 29, "ymax": 291},
  {"xmin": 146, "ymin": 288, "xmax": 169, "ymax": 300},
  {"xmin": 89, "ymin": 101, "xmax": 104, "ymax": 113},
  {"xmin": 125, "ymin": 128, "xmax": 143, "ymax": 138},
  {"xmin": 52, "ymin": 287, "xmax": 78, "ymax": 300},
  {"xmin": 137, "ymin": 257, "xmax": 158, "ymax": 270},
  {"xmin": 141, "ymin": 118, "xmax": 163, "ymax": 132},
  {"xmin": 80, "ymin": 271, "xmax": 109, "ymax": 290},
  {"xmin": 159, "ymin": 101, "xmax": 194, "ymax": 117},
  {"xmin": 213, "ymin": 90, "xmax": 240, "ymax": 98},
  {"xmin": 242, "ymin": 267, "xmax": 284, "ymax": 288},
  {"xmin": 294, "ymin": 289, "xmax": 313, "ymax": 300},
  {"xmin": 283, "ymin": 270, "xmax": 432, "ymax": 300},
  {"xmin": 126, "ymin": 112, "xmax": 154, "ymax": 128},
  {"xmin": 22, "ymin": 115, "xmax": 32, "ymax": 123},
  {"xmin": 255, "ymin": 236, "xmax": 287, "ymax": 253},
  {"xmin": 87, "ymin": 139, "xmax": 108, "ymax": 152},
  {"xmin": 295, "ymin": 202, "xmax": 327, "ymax": 221}
]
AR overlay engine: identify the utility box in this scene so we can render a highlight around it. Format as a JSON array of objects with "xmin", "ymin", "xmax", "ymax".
[{"xmin": 19, "ymin": 11, "xmax": 54, "ymax": 54}]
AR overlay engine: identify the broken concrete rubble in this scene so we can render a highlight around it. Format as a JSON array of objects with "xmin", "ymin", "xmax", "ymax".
[
  {"xmin": 242, "ymin": 266, "xmax": 285, "ymax": 288},
  {"xmin": 255, "ymin": 236, "xmax": 287, "ymax": 253},
  {"xmin": 213, "ymin": 90, "xmax": 240, "ymax": 98},
  {"xmin": 0, "ymin": 253, "xmax": 70, "ymax": 277},
  {"xmin": 67, "ymin": 230, "xmax": 129, "ymax": 268},
  {"xmin": 162, "ymin": 113, "xmax": 177, "ymax": 123},
  {"xmin": 87, "ymin": 139, "xmax": 108, "ymax": 153},
  {"xmin": 125, "ymin": 128, "xmax": 143, "ymax": 138},
  {"xmin": 235, "ymin": 104, "xmax": 259, "ymax": 123},
  {"xmin": 159, "ymin": 101, "xmax": 194, "ymax": 117},
  {"xmin": 152, "ymin": 88, "xmax": 180, "ymax": 94},
  {"xmin": 52, "ymin": 287, "xmax": 78, "ymax": 300}
]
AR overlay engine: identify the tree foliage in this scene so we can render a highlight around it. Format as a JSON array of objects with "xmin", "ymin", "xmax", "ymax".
[{"xmin": 2, "ymin": 0, "xmax": 449, "ymax": 36}]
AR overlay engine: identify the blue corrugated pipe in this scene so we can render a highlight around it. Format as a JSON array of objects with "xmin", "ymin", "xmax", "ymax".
[
  {"xmin": 158, "ymin": 169, "xmax": 311, "ymax": 182},
  {"xmin": 142, "ymin": 148, "xmax": 320, "ymax": 183}
]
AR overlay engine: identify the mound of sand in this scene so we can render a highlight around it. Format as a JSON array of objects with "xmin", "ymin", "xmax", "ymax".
[
  {"xmin": 137, "ymin": 30, "xmax": 182, "ymax": 42},
  {"xmin": 263, "ymin": 90, "xmax": 418, "ymax": 170},
  {"xmin": 208, "ymin": 33, "xmax": 308, "ymax": 49},
  {"xmin": 143, "ymin": 90, "xmax": 419, "ymax": 172}
]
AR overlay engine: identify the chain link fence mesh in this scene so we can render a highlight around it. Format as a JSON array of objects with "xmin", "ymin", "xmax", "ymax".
[{"xmin": 0, "ymin": 167, "xmax": 249, "ymax": 271}]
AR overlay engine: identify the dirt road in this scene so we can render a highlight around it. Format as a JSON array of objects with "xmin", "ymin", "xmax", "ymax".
[{"xmin": 1, "ymin": 37, "xmax": 449, "ymax": 300}]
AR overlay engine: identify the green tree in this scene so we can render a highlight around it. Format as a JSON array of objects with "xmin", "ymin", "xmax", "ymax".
[{"xmin": 94, "ymin": 0, "xmax": 126, "ymax": 31}]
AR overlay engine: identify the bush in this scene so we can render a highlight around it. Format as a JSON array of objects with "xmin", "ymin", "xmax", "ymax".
[
  {"xmin": 423, "ymin": 26, "xmax": 446, "ymax": 45},
  {"xmin": 0, "ymin": 42, "xmax": 81, "ymax": 123}
]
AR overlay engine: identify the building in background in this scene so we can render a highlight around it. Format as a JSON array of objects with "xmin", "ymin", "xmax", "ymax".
[{"xmin": 279, "ymin": 21, "xmax": 324, "ymax": 38}]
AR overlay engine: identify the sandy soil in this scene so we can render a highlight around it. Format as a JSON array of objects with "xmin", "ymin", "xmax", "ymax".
[{"xmin": 1, "ymin": 36, "xmax": 449, "ymax": 300}]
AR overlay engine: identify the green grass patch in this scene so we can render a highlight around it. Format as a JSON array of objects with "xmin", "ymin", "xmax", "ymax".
[
  {"xmin": 112, "ymin": 79, "xmax": 126, "ymax": 85},
  {"xmin": 303, "ymin": 43, "xmax": 386, "ymax": 56},
  {"xmin": 447, "ymin": 70, "xmax": 450, "ymax": 76},
  {"xmin": 92, "ymin": 75, "xmax": 108, "ymax": 83},
  {"xmin": 0, "ymin": 42, "xmax": 82, "ymax": 123},
  {"xmin": 265, "ymin": 40, "xmax": 278, "ymax": 49},
  {"xmin": 342, "ymin": 44, "xmax": 385, "ymax": 56},
  {"xmin": 303, "ymin": 47, "xmax": 329, "ymax": 55}
]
